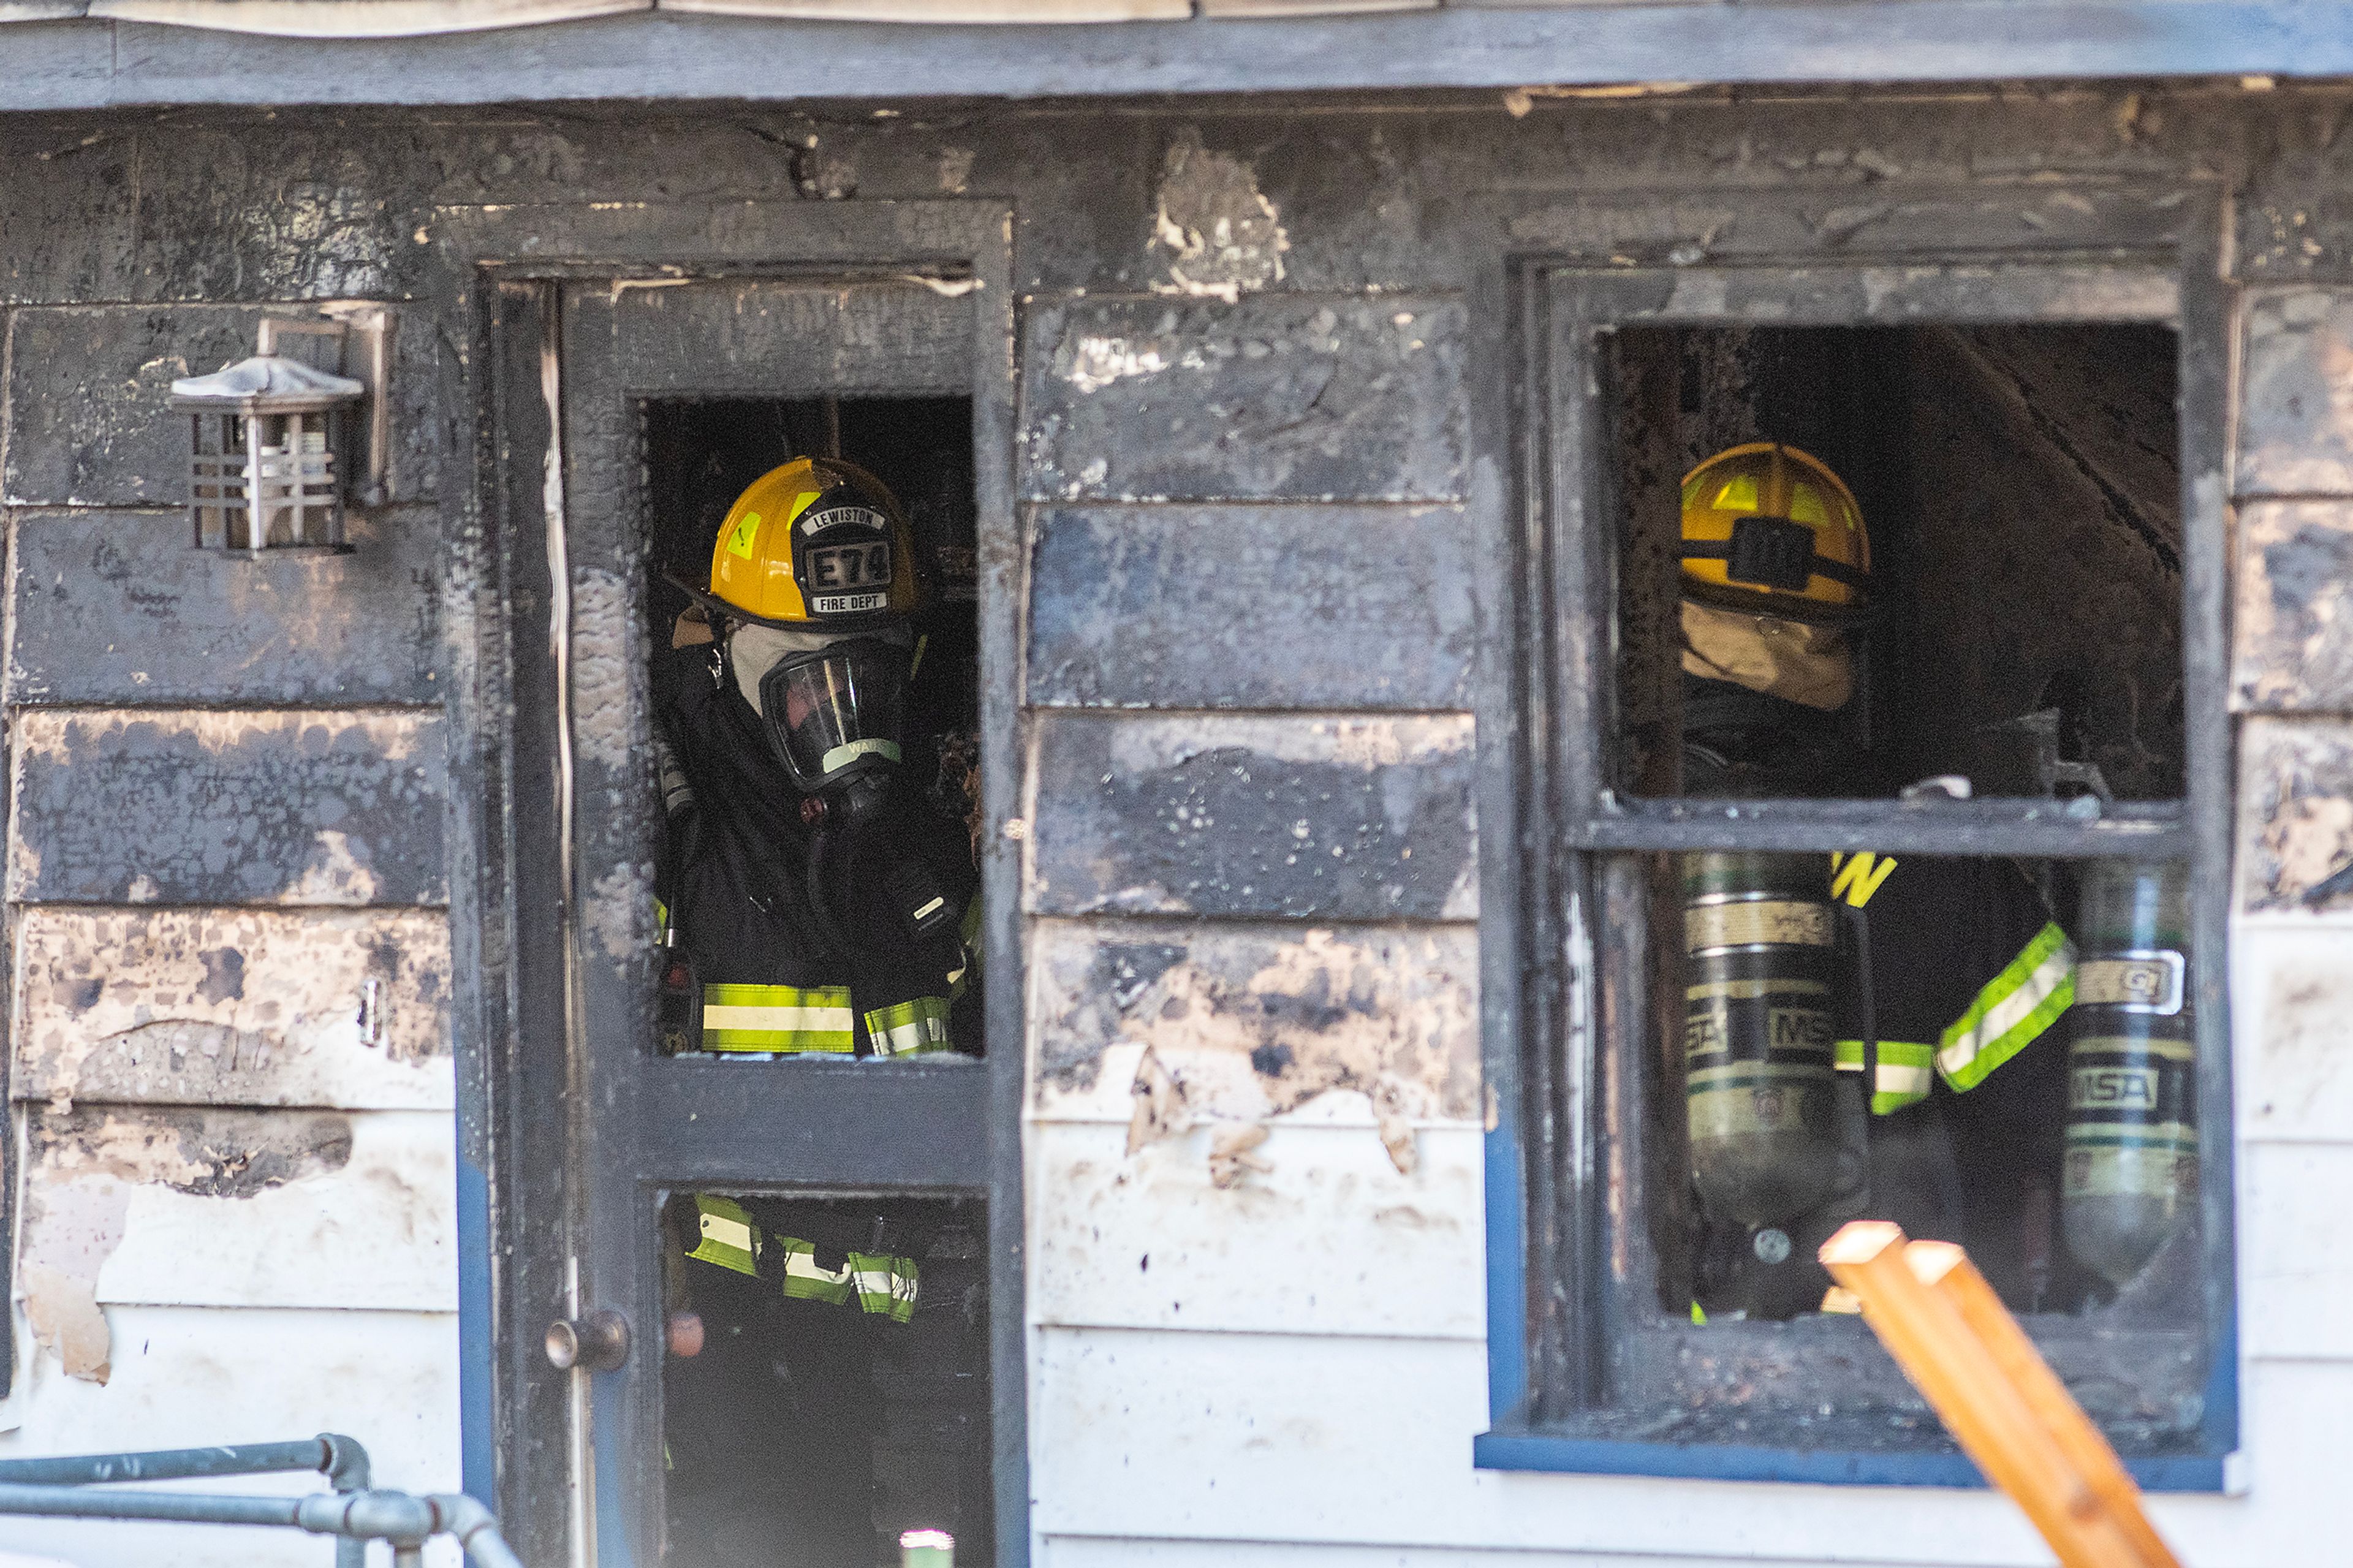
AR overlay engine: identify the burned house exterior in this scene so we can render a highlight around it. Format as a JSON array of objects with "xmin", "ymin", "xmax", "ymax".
[{"xmin": 0, "ymin": 4, "xmax": 2349, "ymax": 1566}]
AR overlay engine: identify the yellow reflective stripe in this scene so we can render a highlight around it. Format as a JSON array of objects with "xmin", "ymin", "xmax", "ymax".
[
  {"xmin": 1834, "ymin": 1038, "xmax": 1936, "ymax": 1113},
  {"xmin": 848, "ymin": 1251, "xmax": 920, "ymax": 1323},
  {"xmin": 774, "ymin": 1236, "xmax": 855, "ymax": 1305},
  {"xmin": 702, "ymin": 982, "xmax": 854, "ymax": 1053},
  {"xmin": 863, "ymin": 996, "xmax": 953, "ymax": 1058},
  {"xmin": 686, "ymin": 1194, "xmax": 760, "ymax": 1277},
  {"xmin": 1939, "ymin": 922, "xmax": 2076, "ymax": 1091},
  {"xmin": 950, "ymin": 897, "xmax": 983, "ymax": 1002}
]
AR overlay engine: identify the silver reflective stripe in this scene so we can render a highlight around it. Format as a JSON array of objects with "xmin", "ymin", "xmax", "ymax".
[{"xmin": 702, "ymin": 1004, "xmax": 854, "ymax": 1032}]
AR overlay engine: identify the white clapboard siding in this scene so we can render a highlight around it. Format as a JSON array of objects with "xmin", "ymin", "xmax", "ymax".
[
  {"xmin": 2230, "ymin": 917, "xmax": 2353, "ymax": 1143},
  {"xmin": 1026, "ymin": 1326, "xmax": 2057, "ymax": 1564},
  {"xmin": 0, "ymin": 1305, "xmax": 460, "ymax": 1568},
  {"xmin": 1033, "ymin": 1326, "xmax": 2353, "ymax": 1567},
  {"xmin": 2238, "ymin": 1140, "xmax": 2353, "ymax": 1362},
  {"xmin": 1029, "ymin": 1119, "xmax": 1484, "ymax": 1339},
  {"xmin": 13, "ymin": 906, "xmax": 454, "ymax": 1112},
  {"xmin": 1039, "ymin": 1539, "xmax": 2040, "ymax": 1568},
  {"xmin": 18, "ymin": 1108, "xmax": 461, "ymax": 1312}
]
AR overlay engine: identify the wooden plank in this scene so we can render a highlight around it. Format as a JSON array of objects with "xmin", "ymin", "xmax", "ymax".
[
  {"xmin": 19, "ymin": 1106, "xmax": 456, "ymax": 1311},
  {"xmin": 2, "ymin": 304, "xmax": 444, "ymax": 508},
  {"xmin": 1020, "ymin": 295, "xmax": 1465, "ymax": 504},
  {"xmin": 9, "ymin": 507, "xmax": 447, "ymax": 706},
  {"xmin": 1029, "ymin": 1120, "xmax": 1485, "ymax": 1340},
  {"xmin": 2232, "ymin": 499, "xmax": 2353, "ymax": 713},
  {"xmin": 0, "ymin": 1305, "xmax": 457, "ymax": 1568},
  {"xmin": 1819, "ymin": 1224, "xmax": 2170, "ymax": 1568},
  {"xmin": 2233, "ymin": 923, "xmax": 2353, "ymax": 1142},
  {"xmin": 9, "ymin": 708, "xmax": 448, "ymax": 907},
  {"xmin": 1026, "ymin": 713, "xmax": 1477, "ymax": 919},
  {"xmin": 1025, "ymin": 506, "xmax": 1479, "ymax": 711},
  {"xmin": 2237, "ymin": 287, "xmax": 2353, "ymax": 498},
  {"xmin": 13, "ymin": 906, "xmax": 452, "ymax": 1111},
  {"xmin": 2235, "ymin": 715, "xmax": 2353, "ymax": 914}
]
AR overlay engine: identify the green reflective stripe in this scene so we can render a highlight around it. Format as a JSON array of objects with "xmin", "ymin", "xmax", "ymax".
[
  {"xmin": 864, "ymin": 996, "xmax": 953, "ymax": 1058},
  {"xmin": 849, "ymin": 1251, "xmax": 920, "ymax": 1323},
  {"xmin": 702, "ymin": 982, "xmax": 855, "ymax": 1053},
  {"xmin": 1834, "ymin": 1038, "xmax": 1936, "ymax": 1113},
  {"xmin": 1939, "ymin": 922, "xmax": 2077, "ymax": 1092},
  {"xmin": 686, "ymin": 1194, "xmax": 760, "ymax": 1277},
  {"xmin": 774, "ymin": 1236, "xmax": 855, "ymax": 1305}
]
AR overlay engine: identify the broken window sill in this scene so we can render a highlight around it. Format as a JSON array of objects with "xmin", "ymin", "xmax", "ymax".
[{"xmin": 1471, "ymin": 1426, "xmax": 2228, "ymax": 1491}]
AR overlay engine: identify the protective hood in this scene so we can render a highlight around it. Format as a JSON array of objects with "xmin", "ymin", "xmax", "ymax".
[{"xmin": 1680, "ymin": 599, "xmax": 1854, "ymax": 712}]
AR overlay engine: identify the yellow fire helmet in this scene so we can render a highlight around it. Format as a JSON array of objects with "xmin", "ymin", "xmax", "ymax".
[
  {"xmin": 1678, "ymin": 442, "xmax": 1869, "ymax": 618},
  {"xmin": 691, "ymin": 456, "xmax": 923, "ymax": 631}
]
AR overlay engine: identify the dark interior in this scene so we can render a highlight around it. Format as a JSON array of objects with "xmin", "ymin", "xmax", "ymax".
[{"xmin": 1610, "ymin": 323, "xmax": 2184, "ymax": 803}]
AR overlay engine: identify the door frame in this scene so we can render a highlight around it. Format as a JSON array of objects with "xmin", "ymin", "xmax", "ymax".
[{"xmin": 436, "ymin": 200, "xmax": 1025, "ymax": 1568}]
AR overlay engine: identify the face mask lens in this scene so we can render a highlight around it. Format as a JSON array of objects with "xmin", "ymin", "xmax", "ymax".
[{"xmin": 758, "ymin": 638, "xmax": 908, "ymax": 791}]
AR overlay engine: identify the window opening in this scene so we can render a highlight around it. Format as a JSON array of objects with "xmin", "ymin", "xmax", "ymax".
[
  {"xmin": 1611, "ymin": 324, "xmax": 2183, "ymax": 805},
  {"xmin": 1558, "ymin": 316, "xmax": 2209, "ymax": 1448},
  {"xmin": 641, "ymin": 396, "xmax": 988, "ymax": 1562}
]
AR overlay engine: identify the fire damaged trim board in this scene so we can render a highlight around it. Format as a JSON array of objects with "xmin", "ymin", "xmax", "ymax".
[
  {"xmin": 440, "ymin": 202, "xmax": 1024, "ymax": 1568},
  {"xmin": 13, "ymin": 6, "xmax": 2353, "ymax": 109},
  {"xmin": 1464, "ymin": 185, "xmax": 2240, "ymax": 1486}
]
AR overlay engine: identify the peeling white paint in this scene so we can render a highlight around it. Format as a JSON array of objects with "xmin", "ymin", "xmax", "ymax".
[
  {"xmin": 1150, "ymin": 127, "xmax": 1289, "ymax": 303},
  {"xmin": 1066, "ymin": 334, "xmax": 1171, "ymax": 393}
]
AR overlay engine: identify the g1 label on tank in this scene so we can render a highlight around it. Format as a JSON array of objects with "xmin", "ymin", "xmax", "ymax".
[
  {"xmin": 1683, "ymin": 899, "xmax": 1835, "ymax": 952},
  {"xmin": 2076, "ymin": 950, "xmax": 2185, "ymax": 1015}
]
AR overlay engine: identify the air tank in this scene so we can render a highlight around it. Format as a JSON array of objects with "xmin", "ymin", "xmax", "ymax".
[
  {"xmin": 2063, "ymin": 860, "xmax": 2197, "ymax": 1287},
  {"xmin": 1684, "ymin": 851, "xmax": 1843, "ymax": 1226}
]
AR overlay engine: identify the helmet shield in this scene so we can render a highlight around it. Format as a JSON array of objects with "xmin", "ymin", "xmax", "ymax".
[{"xmin": 731, "ymin": 622, "xmax": 911, "ymax": 793}]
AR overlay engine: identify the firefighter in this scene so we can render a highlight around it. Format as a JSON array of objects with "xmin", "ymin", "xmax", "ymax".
[
  {"xmin": 652, "ymin": 456, "xmax": 978, "ymax": 1566},
  {"xmin": 1673, "ymin": 443, "xmax": 2077, "ymax": 1317}
]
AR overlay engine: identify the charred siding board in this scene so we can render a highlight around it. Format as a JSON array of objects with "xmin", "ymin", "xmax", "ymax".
[
  {"xmin": 1026, "ymin": 506, "xmax": 1478, "ymax": 710},
  {"xmin": 18, "ymin": 1104, "xmax": 455, "ymax": 1312},
  {"xmin": 1028, "ymin": 916, "xmax": 1479, "ymax": 1115},
  {"xmin": 1025, "ymin": 713, "xmax": 1476, "ymax": 920},
  {"xmin": 9, "ymin": 709, "xmax": 447, "ymax": 906},
  {"xmin": 2235, "ymin": 288, "xmax": 2353, "ymax": 497},
  {"xmin": 576, "ymin": 277, "xmax": 971, "ymax": 395},
  {"xmin": 13, "ymin": 906, "xmax": 453, "ymax": 1110},
  {"xmin": 1020, "ymin": 295, "xmax": 1466, "ymax": 502},
  {"xmin": 2232, "ymin": 501, "xmax": 2353, "ymax": 713},
  {"xmin": 1, "ymin": 303, "xmax": 443, "ymax": 509},
  {"xmin": 2236, "ymin": 715, "xmax": 2353, "ymax": 914},
  {"xmin": 9, "ymin": 507, "xmax": 445, "ymax": 705}
]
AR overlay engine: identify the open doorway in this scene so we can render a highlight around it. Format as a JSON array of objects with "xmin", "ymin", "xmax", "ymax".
[{"xmin": 639, "ymin": 393, "xmax": 989, "ymax": 1566}]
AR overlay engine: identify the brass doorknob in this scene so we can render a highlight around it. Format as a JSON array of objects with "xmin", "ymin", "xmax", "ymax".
[{"xmin": 545, "ymin": 1309, "xmax": 630, "ymax": 1372}]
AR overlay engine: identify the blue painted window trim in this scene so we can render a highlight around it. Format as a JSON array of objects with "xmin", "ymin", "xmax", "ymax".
[{"xmin": 1476, "ymin": 1042, "xmax": 2241, "ymax": 1491}]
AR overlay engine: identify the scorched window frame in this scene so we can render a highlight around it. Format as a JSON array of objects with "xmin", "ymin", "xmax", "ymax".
[{"xmin": 1475, "ymin": 215, "xmax": 2239, "ymax": 1487}]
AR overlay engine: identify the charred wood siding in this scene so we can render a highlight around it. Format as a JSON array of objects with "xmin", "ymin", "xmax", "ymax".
[{"xmin": 0, "ymin": 267, "xmax": 458, "ymax": 1521}]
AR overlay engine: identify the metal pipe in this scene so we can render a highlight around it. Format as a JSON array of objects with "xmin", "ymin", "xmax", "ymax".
[
  {"xmin": 0, "ymin": 1483, "xmax": 306, "ymax": 1529},
  {"xmin": 0, "ymin": 1469, "xmax": 520, "ymax": 1563},
  {"xmin": 0, "ymin": 1440, "xmax": 335, "ymax": 1488}
]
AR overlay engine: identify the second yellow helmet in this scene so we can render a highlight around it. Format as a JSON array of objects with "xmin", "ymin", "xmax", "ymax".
[
  {"xmin": 1678, "ymin": 442, "xmax": 1868, "ymax": 617},
  {"xmin": 697, "ymin": 456, "xmax": 923, "ymax": 629}
]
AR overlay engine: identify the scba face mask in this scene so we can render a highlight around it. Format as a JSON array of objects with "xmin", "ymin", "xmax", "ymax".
[{"xmin": 730, "ymin": 621, "xmax": 912, "ymax": 795}]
